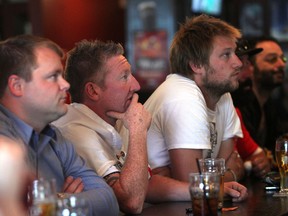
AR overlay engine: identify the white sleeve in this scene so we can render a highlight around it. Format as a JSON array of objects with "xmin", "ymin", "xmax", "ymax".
[
  {"xmin": 159, "ymin": 97, "xmax": 211, "ymax": 150},
  {"xmin": 220, "ymin": 93, "xmax": 243, "ymax": 141}
]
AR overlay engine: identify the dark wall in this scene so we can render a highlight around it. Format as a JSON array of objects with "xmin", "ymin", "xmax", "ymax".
[{"xmin": 30, "ymin": 0, "xmax": 125, "ymax": 51}]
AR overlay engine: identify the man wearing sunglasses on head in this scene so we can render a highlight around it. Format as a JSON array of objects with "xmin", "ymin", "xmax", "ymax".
[{"xmin": 237, "ymin": 37, "xmax": 287, "ymax": 169}]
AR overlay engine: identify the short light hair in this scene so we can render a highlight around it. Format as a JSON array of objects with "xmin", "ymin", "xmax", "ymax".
[
  {"xmin": 170, "ymin": 14, "xmax": 241, "ymax": 78},
  {"xmin": 65, "ymin": 40, "xmax": 124, "ymax": 103}
]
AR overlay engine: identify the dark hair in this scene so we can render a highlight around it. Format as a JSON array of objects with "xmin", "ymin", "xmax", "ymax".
[
  {"xmin": 170, "ymin": 14, "xmax": 241, "ymax": 78},
  {"xmin": 65, "ymin": 39, "xmax": 124, "ymax": 103},
  {"xmin": 247, "ymin": 36, "xmax": 280, "ymax": 48},
  {"xmin": 0, "ymin": 34, "xmax": 64, "ymax": 98}
]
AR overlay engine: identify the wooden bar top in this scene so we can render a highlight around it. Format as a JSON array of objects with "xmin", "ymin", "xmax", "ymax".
[{"xmin": 135, "ymin": 176, "xmax": 288, "ymax": 216}]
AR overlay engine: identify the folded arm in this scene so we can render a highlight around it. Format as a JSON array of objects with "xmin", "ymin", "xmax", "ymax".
[{"xmin": 146, "ymin": 166, "xmax": 248, "ymax": 203}]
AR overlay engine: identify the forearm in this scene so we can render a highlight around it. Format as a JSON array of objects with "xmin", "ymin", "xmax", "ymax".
[
  {"xmin": 113, "ymin": 130, "xmax": 149, "ymax": 213},
  {"xmin": 218, "ymin": 139, "xmax": 245, "ymax": 182},
  {"xmin": 146, "ymin": 174, "xmax": 190, "ymax": 203},
  {"xmin": 59, "ymin": 151, "xmax": 118, "ymax": 215},
  {"xmin": 224, "ymin": 151, "xmax": 245, "ymax": 182}
]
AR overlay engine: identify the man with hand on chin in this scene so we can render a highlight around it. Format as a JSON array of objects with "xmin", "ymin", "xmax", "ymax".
[{"xmin": 0, "ymin": 35, "xmax": 118, "ymax": 216}]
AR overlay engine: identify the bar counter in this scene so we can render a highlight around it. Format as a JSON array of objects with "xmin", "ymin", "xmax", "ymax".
[{"xmin": 136, "ymin": 177, "xmax": 288, "ymax": 216}]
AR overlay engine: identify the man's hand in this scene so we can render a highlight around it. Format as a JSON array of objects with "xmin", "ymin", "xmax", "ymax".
[
  {"xmin": 224, "ymin": 181, "xmax": 248, "ymax": 202},
  {"xmin": 107, "ymin": 93, "xmax": 151, "ymax": 132},
  {"xmin": 62, "ymin": 176, "xmax": 84, "ymax": 194},
  {"xmin": 250, "ymin": 149, "xmax": 271, "ymax": 178}
]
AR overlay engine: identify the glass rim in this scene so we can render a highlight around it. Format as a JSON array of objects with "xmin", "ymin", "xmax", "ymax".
[
  {"xmin": 198, "ymin": 158, "xmax": 225, "ymax": 162},
  {"xmin": 189, "ymin": 172, "xmax": 220, "ymax": 177}
]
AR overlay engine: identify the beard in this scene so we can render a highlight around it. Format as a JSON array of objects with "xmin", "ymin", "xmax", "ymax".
[
  {"xmin": 253, "ymin": 65, "xmax": 285, "ymax": 90},
  {"xmin": 202, "ymin": 65, "xmax": 239, "ymax": 97},
  {"xmin": 239, "ymin": 78, "xmax": 252, "ymax": 90}
]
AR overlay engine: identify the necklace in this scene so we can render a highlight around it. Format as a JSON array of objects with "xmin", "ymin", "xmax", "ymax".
[{"xmin": 207, "ymin": 122, "xmax": 217, "ymax": 158}]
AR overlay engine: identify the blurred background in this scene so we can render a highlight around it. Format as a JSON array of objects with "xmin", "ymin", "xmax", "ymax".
[{"xmin": 1, "ymin": 0, "xmax": 287, "ymax": 101}]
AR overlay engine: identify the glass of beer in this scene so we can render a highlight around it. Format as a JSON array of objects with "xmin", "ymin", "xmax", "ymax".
[
  {"xmin": 275, "ymin": 134, "xmax": 288, "ymax": 194},
  {"xmin": 189, "ymin": 172, "xmax": 220, "ymax": 216},
  {"xmin": 29, "ymin": 179, "xmax": 56, "ymax": 216},
  {"xmin": 56, "ymin": 196, "xmax": 88, "ymax": 216},
  {"xmin": 198, "ymin": 158, "xmax": 225, "ymax": 210}
]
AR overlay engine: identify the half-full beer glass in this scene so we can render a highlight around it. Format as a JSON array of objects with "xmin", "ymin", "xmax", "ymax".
[
  {"xmin": 275, "ymin": 134, "xmax": 288, "ymax": 194},
  {"xmin": 198, "ymin": 158, "xmax": 225, "ymax": 210},
  {"xmin": 189, "ymin": 172, "xmax": 220, "ymax": 216},
  {"xmin": 29, "ymin": 179, "xmax": 56, "ymax": 216}
]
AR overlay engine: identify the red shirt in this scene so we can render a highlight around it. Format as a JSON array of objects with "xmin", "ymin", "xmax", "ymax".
[{"xmin": 235, "ymin": 108, "xmax": 258, "ymax": 160}]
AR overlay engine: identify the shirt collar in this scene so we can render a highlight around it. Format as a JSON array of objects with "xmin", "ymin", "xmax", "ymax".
[{"xmin": 0, "ymin": 104, "xmax": 56, "ymax": 147}]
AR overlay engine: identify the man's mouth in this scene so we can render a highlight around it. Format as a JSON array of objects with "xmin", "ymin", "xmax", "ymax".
[
  {"xmin": 274, "ymin": 69, "xmax": 285, "ymax": 75},
  {"xmin": 273, "ymin": 70, "xmax": 285, "ymax": 79}
]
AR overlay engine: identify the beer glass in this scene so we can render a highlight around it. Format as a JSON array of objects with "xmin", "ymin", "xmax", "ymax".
[
  {"xmin": 56, "ymin": 196, "xmax": 88, "ymax": 216},
  {"xmin": 29, "ymin": 179, "xmax": 56, "ymax": 216},
  {"xmin": 275, "ymin": 134, "xmax": 288, "ymax": 194},
  {"xmin": 189, "ymin": 172, "xmax": 220, "ymax": 216},
  {"xmin": 198, "ymin": 158, "xmax": 225, "ymax": 210}
]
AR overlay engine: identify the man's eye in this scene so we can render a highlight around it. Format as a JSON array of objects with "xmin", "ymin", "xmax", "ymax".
[
  {"xmin": 223, "ymin": 52, "xmax": 231, "ymax": 58},
  {"xmin": 265, "ymin": 57, "xmax": 278, "ymax": 64},
  {"xmin": 122, "ymin": 73, "xmax": 130, "ymax": 80},
  {"xmin": 264, "ymin": 55, "xmax": 287, "ymax": 64},
  {"xmin": 50, "ymin": 74, "xmax": 59, "ymax": 80}
]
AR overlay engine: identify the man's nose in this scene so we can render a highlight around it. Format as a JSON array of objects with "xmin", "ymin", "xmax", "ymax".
[{"xmin": 131, "ymin": 75, "xmax": 140, "ymax": 92}]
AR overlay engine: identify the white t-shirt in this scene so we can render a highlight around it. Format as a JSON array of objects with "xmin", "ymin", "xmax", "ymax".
[
  {"xmin": 206, "ymin": 94, "xmax": 243, "ymax": 158},
  {"xmin": 143, "ymin": 74, "xmax": 242, "ymax": 169},
  {"xmin": 52, "ymin": 103, "xmax": 124, "ymax": 177}
]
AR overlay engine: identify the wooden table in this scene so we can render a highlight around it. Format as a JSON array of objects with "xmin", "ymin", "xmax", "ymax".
[{"xmin": 138, "ymin": 177, "xmax": 288, "ymax": 216}]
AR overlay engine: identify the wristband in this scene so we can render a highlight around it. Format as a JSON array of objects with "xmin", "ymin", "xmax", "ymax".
[{"xmin": 226, "ymin": 168, "xmax": 237, "ymax": 182}]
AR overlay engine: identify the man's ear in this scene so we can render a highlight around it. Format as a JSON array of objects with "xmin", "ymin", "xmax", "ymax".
[
  {"xmin": 7, "ymin": 75, "xmax": 24, "ymax": 97},
  {"xmin": 189, "ymin": 61, "xmax": 204, "ymax": 74},
  {"xmin": 85, "ymin": 82, "xmax": 101, "ymax": 101}
]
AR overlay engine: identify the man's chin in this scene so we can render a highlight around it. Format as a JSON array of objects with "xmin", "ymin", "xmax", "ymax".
[
  {"xmin": 229, "ymin": 81, "xmax": 240, "ymax": 92},
  {"xmin": 55, "ymin": 106, "xmax": 68, "ymax": 120}
]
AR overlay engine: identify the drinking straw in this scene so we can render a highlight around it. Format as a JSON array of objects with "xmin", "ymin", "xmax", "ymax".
[
  {"xmin": 196, "ymin": 158, "xmax": 213, "ymax": 215},
  {"xmin": 196, "ymin": 158, "xmax": 201, "ymax": 174}
]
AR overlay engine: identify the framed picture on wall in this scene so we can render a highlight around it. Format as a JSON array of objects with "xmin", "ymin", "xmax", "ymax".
[
  {"xmin": 126, "ymin": 0, "xmax": 179, "ymax": 91},
  {"xmin": 133, "ymin": 30, "xmax": 169, "ymax": 90},
  {"xmin": 270, "ymin": 0, "xmax": 288, "ymax": 42},
  {"xmin": 239, "ymin": 2, "xmax": 265, "ymax": 37}
]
